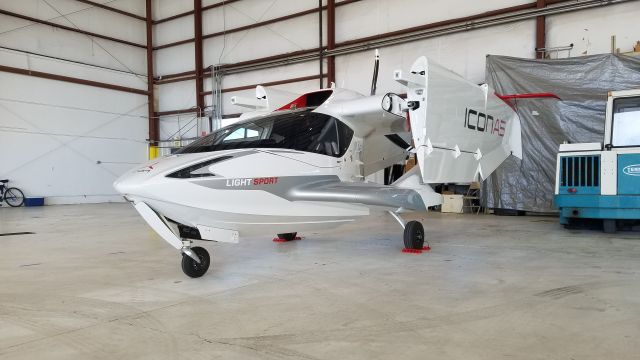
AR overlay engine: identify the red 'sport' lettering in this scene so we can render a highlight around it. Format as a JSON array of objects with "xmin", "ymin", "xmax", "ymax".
[{"xmin": 253, "ymin": 177, "xmax": 278, "ymax": 185}]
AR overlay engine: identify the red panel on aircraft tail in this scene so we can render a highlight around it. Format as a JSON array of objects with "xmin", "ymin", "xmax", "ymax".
[
  {"xmin": 495, "ymin": 92, "xmax": 561, "ymax": 111},
  {"xmin": 276, "ymin": 89, "xmax": 333, "ymax": 111}
]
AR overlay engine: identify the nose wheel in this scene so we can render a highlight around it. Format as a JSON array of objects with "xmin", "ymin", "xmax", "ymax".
[{"xmin": 181, "ymin": 246, "xmax": 210, "ymax": 278}]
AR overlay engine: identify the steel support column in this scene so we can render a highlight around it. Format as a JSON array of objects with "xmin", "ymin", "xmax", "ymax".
[
  {"xmin": 536, "ymin": 0, "xmax": 546, "ymax": 59},
  {"xmin": 327, "ymin": 0, "xmax": 336, "ymax": 87},
  {"xmin": 194, "ymin": 0, "xmax": 205, "ymax": 118},
  {"xmin": 146, "ymin": 0, "xmax": 158, "ymax": 145},
  {"xmin": 318, "ymin": 0, "xmax": 323, "ymax": 88}
]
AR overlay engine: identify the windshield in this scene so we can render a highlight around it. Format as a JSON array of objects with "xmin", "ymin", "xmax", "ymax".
[
  {"xmin": 176, "ymin": 108, "xmax": 354, "ymax": 157},
  {"xmin": 612, "ymin": 96, "xmax": 640, "ymax": 147}
]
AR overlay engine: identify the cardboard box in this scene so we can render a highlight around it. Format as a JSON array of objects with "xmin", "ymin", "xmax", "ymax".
[
  {"xmin": 441, "ymin": 195, "xmax": 463, "ymax": 213},
  {"xmin": 405, "ymin": 155, "xmax": 416, "ymax": 172}
]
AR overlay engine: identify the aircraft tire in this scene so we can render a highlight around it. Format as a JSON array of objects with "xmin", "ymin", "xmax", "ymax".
[
  {"xmin": 277, "ymin": 232, "xmax": 297, "ymax": 241},
  {"xmin": 403, "ymin": 221, "xmax": 425, "ymax": 250},
  {"xmin": 181, "ymin": 246, "xmax": 210, "ymax": 278}
]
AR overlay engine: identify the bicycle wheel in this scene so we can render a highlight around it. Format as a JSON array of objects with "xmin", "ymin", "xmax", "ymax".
[{"xmin": 4, "ymin": 187, "xmax": 25, "ymax": 207}]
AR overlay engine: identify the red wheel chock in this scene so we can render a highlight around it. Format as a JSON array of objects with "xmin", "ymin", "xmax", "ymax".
[
  {"xmin": 401, "ymin": 246, "xmax": 431, "ymax": 254},
  {"xmin": 272, "ymin": 236, "xmax": 302, "ymax": 243}
]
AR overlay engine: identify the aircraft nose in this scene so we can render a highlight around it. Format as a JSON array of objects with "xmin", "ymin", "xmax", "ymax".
[{"xmin": 113, "ymin": 172, "xmax": 137, "ymax": 196}]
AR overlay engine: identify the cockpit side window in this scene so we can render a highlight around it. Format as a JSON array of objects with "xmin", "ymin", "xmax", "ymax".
[
  {"xmin": 612, "ymin": 96, "xmax": 640, "ymax": 147},
  {"xmin": 223, "ymin": 125, "xmax": 262, "ymax": 142},
  {"xmin": 176, "ymin": 109, "xmax": 354, "ymax": 157}
]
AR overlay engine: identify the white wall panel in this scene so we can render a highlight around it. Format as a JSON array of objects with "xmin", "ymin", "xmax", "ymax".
[
  {"xmin": 0, "ymin": 0, "xmax": 145, "ymax": 44},
  {"xmin": 0, "ymin": 0, "xmax": 87, "ymax": 21},
  {"xmin": 202, "ymin": 2, "xmax": 265, "ymax": 33},
  {"xmin": 201, "ymin": 12, "xmax": 321, "ymax": 65},
  {"xmin": 155, "ymin": 15, "xmax": 194, "ymax": 46},
  {"xmin": 155, "ymin": 42, "xmax": 195, "ymax": 75},
  {"xmin": 153, "ymin": 0, "xmax": 192, "ymax": 20},
  {"xmin": 0, "ymin": 14, "xmax": 147, "ymax": 75},
  {"xmin": 103, "ymin": 0, "xmax": 146, "ymax": 17},
  {"xmin": 0, "ymin": 73, "xmax": 148, "ymax": 204},
  {"xmin": 0, "ymin": 48, "xmax": 147, "ymax": 90},
  {"xmin": 157, "ymin": 79, "xmax": 196, "ymax": 112},
  {"xmin": 336, "ymin": 0, "xmax": 527, "ymax": 43},
  {"xmin": 547, "ymin": 2, "xmax": 640, "ymax": 57},
  {"xmin": 257, "ymin": 0, "xmax": 319, "ymax": 21},
  {"xmin": 49, "ymin": 9, "xmax": 145, "ymax": 45},
  {"xmin": 202, "ymin": 0, "xmax": 319, "ymax": 34}
]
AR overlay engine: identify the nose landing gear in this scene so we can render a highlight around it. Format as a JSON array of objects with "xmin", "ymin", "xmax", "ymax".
[{"xmin": 181, "ymin": 246, "xmax": 210, "ymax": 278}]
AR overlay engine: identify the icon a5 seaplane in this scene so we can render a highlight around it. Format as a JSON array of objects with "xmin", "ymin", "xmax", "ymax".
[{"xmin": 114, "ymin": 55, "xmax": 523, "ymax": 278}]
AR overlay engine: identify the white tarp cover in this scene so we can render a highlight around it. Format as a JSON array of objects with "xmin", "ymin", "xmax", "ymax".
[{"xmin": 483, "ymin": 54, "xmax": 640, "ymax": 212}]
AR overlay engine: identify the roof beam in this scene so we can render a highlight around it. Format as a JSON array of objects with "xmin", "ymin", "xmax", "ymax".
[
  {"xmin": 153, "ymin": 0, "xmax": 242, "ymax": 24},
  {"xmin": 0, "ymin": 64, "xmax": 148, "ymax": 95},
  {"xmin": 74, "ymin": 0, "xmax": 146, "ymax": 21}
]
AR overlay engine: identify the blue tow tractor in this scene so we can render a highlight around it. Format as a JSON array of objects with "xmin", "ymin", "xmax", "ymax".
[{"xmin": 554, "ymin": 89, "xmax": 640, "ymax": 233}]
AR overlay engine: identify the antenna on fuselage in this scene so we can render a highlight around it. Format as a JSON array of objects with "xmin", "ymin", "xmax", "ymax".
[{"xmin": 370, "ymin": 49, "xmax": 380, "ymax": 96}]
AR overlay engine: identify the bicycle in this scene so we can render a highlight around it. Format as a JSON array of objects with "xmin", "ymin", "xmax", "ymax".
[{"xmin": 0, "ymin": 179, "xmax": 25, "ymax": 207}]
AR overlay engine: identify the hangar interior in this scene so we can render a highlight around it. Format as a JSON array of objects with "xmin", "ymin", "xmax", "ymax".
[{"xmin": 1, "ymin": 0, "xmax": 640, "ymax": 359}]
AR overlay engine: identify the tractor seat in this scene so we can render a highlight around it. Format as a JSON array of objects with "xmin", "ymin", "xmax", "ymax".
[{"xmin": 0, "ymin": 179, "xmax": 8, "ymax": 183}]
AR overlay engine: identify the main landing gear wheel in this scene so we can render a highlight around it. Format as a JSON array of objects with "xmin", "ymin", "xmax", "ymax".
[
  {"xmin": 276, "ymin": 232, "xmax": 297, "ymax": 241},
  {"xmin": 181, "ymin": 246, "xmax": 210, "ymax": 278},
  {"xmin": 403, "ymin": 221, "xmax": 425, "ymax": 250}
]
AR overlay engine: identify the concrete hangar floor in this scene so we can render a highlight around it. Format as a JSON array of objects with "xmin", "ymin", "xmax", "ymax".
[{"xmin": 0, "ymin": 203, "xmax": 639, "ymax": 359}]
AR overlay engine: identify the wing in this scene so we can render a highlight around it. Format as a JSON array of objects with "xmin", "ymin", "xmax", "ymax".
[{"xmin": 288, "ymin": 167, "xmax": 441, "ymax": 211}]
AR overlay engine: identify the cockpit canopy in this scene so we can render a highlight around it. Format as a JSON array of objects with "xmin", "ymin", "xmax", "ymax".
[{"xmin": 176, "ymin": 108, "xmax": 354, "ymax": 157}]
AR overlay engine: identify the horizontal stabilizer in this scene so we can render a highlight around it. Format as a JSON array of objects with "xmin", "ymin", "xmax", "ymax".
[
  {"xmin": 288, "ymin": 177, "xmax": 429, "ymax": 211},
  {"xmin": 230, "ymin": 96, "xmax": 267, "ymax": 109}
]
